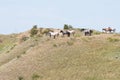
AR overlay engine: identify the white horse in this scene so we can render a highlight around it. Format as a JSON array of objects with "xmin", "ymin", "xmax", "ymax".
[
  {"xmin": 48, "ymin": 31, "xmax": 59, "ymax": 39},
  {"xmin": 67, "ymin": 30, "xmax": 75, "ymax": 36}
]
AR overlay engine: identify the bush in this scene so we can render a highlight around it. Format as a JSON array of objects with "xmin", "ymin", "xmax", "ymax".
[
  {"xmin": 53, "ymin": 44, "xmax": 57, "ymax": 47},
  {"xmin": 93, "ymin": 31, "xmax": 101, "ymax": 35},
  {"xmin": 64, "ymin": 24, "xmax": 69, "ymax": 30},
  {"xmin": 18, "ymin": 76, "xmax": 24, "ymax": 80},
  {"xmin": 67, "ymin": 41, "xmax": 74, "ymax": 46},
  {"xmin": 19, "ymin": 35, "xmax": 29, "ymax": 43},
  {"xmin": 30, "ymin": 25, "xmax": 38, "ymax": 37},
  {"xmin": 63, "ymin": 24, "xmax": 74, "ymax": 30},
  {"xmin": 107, "ymin": 37, "xmax": 120, "ymax": 42},
  {"xmin": 21, "ymin": 36, "xmax": 29, "ymax": 41},
  {"xmin": 32, "ymin": 74, "xmax": 41, "ymax": 80}
]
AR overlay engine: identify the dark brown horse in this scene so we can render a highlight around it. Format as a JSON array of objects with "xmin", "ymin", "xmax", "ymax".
[
  {"xmin": 60, "ymin": 30, "xmax": 71, "ymax": 37},
  {"xmin": 102, "ymin": 27, "xmax": 116, "ymax": 33}
]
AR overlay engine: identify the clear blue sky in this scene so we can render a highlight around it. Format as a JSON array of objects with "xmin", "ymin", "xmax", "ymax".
[{"xmin": 0, "ymin": 0, "xmax": 120, "ymax": 34}]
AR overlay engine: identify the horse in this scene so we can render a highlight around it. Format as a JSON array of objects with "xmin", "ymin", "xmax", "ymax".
[
  {"xmin": 67, "ymin": 30, "xmax": 75, "ymax": 36},
  {"xmin": 81, "ymin": 29, "xmax": 93, "ymax": 36},
  {"xmin": 48, "ymin": 31, "xmax": 59, "ymax": 39},
  {"xmin": 102, "ymin": 27, "xmax": 116, "ymax": 33},
  {"xmin": 60, "ymin": 30, "xmax": 70, "ymax": 37}
]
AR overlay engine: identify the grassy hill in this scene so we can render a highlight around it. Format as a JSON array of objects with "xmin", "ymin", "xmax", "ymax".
[{"xmin": 0, "ymin": 30, "xmax": 120, "ymax": 80}]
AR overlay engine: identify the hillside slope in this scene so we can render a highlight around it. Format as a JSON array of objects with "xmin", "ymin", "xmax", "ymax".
[{"xmin": 0, "ymin": 33, "xmax": 120, "ymax": 80}]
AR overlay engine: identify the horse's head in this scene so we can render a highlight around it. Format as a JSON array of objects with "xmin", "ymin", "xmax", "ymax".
[
  {"xmin": 90, "ymin": 30, "xmax": 93, "ymax": 33},
  {"xmin": 112, "ymin": 28, "xmax": 116, "ymax": 32},
  {"xmin": 80, "ymin": 28, "xmax": 86, "ymax": 32},
  {"xmin": 60, "ymin": 30, "xmax": 63, "ymax": 33}
]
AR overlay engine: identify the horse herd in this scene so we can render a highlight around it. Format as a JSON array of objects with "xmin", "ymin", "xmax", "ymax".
[
  {"xmin": 48, "ymin": 29, "xmax": 75, "ymax": 39},
  {"xmin": 47, "ymin": 29, "xmax": 93, "ymax": 39},
  {"xmin": 47, "ymin": 27, "xmax": 116, "ymax": 39}
]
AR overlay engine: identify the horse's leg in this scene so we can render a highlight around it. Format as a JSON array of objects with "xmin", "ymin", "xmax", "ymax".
[
  {"xmin": 109, "ymin": 30, "xmax": 111, "ymax": 33},
  {"xmin": 61, "ymin": 33, "xmax": 64, "ymax": 37},
  {"xmin": 63, "ymin": 34, "xmax": 65, "ymax": 37},
  {"xmin": 54, "ymin": 35, "xmax": 55, "ymax": 39},
  {"xmin": 89, "ymin": 32, "xmax": 91, "ymax": 36},
  {"xmin": 50, "ymin": 34, "xmax": 51, "ymax": 38},
  {"xmin": 57, "ymin": 33, "xmax": 59, "ymax": 37},
  {"xmin": 68, "ymin": 33, "xmax": 70, "ymax": 37},
  {"xmin": 72, "ymin": 33, "xmax": 74, "ymax": 36},
  {"xmin": 85, "ymin": 32, "xmax": 87, "ymax": 36}
]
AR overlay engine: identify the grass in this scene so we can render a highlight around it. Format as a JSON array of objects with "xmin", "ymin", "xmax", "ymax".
[
  {"xmin": 0, "ymin": 33, "xmax": 120, "ymax": 80},
  {"xmin": 0, "ymin": 34, "xmax": 17, "ymax": 53}
]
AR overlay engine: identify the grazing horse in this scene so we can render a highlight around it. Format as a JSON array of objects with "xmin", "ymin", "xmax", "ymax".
[
  {"xmin": 67, "ymin": 30, "xmax": 75, "ymax": 36},
  {"xmin": 102, "ymin": 27, "xmax": 116, "ymax": 33},
  {"xmin": 60, "ymin": 30, "xmax": 70, "ymax": 37},
  {"xmin": 81, "ymin": 29, "xmax": 93, "ymax": 36},
  {"xmin": 48, "ymin": 31, "xmax": 59, "ymax": 39},
  {"xmin": 84, "ymin": 29, "xmax": 93, "ymax": 36}
]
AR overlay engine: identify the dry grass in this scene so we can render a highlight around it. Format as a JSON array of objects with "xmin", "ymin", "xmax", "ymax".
[{"xmin": 0, "ymin": 32, "xmax": 120, "ymax": 80}]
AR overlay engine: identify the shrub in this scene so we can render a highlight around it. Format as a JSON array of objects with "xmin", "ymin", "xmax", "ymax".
[
  {"xmin": 18, "ymin": 76, "xmax": 24, "ymax": 80},
  {"xmin": 32, "ymin": 74, "xmax": 41, "ymax": 80},
  {"xmin": 17, "ymin": 55, "xmax": 21, "ymax": 58},
  {"xmin": 22, "ymin": 51, "xmax": 26, "ymax": 54},
  {"xmin": 107, "ymin": 37, "xmax": 120, "ymax": 42},
  {"xmin": 64, "ymin": 24, "xmax": 69, "ymax": 30},
  {"xmin": 53, "ymin": 44, "xmax": 58, "ymax": 47},
  {"xmin": 74, "ymin": 34, "xmax": 81, "ymax": 37},
  {"xmin": 67, "ymin": 41, "xmax": 74, "ymax": 46},
  {"xmin": 63, "ymin": 24, "xmax": 74, "ymax": 30},
  {"xmin": 6, "ymin": 50, "xmax": 10, "ymax": 53},
  {"xmin": 30, "ymin": 25, "xmax": 38, "ymax": 37},
  {"xmin": 22, "ymin": 36, "xmax": 29, "ymax": 41},
  {"xmin": 81, "ymin": 37, "xmax": 89, "ymax": 42},
  {"xmin": 93, "ymin": 31, "xmax": 101, "ymax": 35},
  {"xmin": 19, "ymin": 35, "xmax": 29, "ymax": 43}
]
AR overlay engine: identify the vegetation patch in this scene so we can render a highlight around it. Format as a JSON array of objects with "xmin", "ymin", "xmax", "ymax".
[
  {"xmin": 107, "ymin": 37, "xmax": 120, "ymax": 42},
  {"xmin": 18, "ymin": 76, "xmax": 24, "ymax": 80},
  {"xmin": 32, "ymin": 74, "xmax": 42, "ymax": 80},
  {"xmin": 93, "ymin": 31, "xmax": 101, "ymax": 35},
  {"xmin": 67, "ymin": 40, "xmax": 74, "ymax": 46},
  {"xmin": 53, "ymin": 43, "xmax": 58, "ymax": 47}
]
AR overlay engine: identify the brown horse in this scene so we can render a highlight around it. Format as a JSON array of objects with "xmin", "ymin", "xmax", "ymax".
[{"xmin": 102, "ymin": 27, "xmax": 116, "ymax": 33}]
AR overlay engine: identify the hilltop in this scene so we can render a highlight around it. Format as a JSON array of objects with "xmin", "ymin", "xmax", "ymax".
[{"xmin": 0, "ymin": 28, "xmax": 120, "ymax": 80}]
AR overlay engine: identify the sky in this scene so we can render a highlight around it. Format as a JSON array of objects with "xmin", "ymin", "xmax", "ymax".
[{"xmin": 0, "ymin": 0, "xmax": 120, "ymax": 34}]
